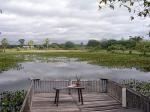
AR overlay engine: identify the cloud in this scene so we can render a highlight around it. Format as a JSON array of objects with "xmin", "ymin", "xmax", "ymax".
[{"xmin": 0, "ymin": 0, "xmax": 149, "ymax": 44}]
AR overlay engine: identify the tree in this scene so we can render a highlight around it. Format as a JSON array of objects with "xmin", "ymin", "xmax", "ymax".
[
  {"xmin": 136, "ymin": 41, "xmax": 150, "ymax": 55},
  {"xmin": 98, "ymin": 0, "xmax": 150, "ymax": 38},
  {"xmin": 107, "ymin": 44, "xmax": 126, "ymax": 53},
  {"xmin": 51, "ymin": 43, "xmax": 60, "ymax": 49},
  {"xmin": 1, "ymin": 38, "xmax": 8, "ymax": 52},
  {"xmin": 80, "ymin": 42, "xmax": 84, "ymax": 46},
  {"xmin": 100, "ymin": 39, "xmax": 118, "ymax": 49},
  {"xmin": 65, "ymin": 41, "xmax": 75, "ymax": 49},
  {"xmin": 123, "ymin": 40, "xmax": 136, "ymax": 49},
  {"xmin": 98, "ymin": 0, "xmax": 150, "ymax": 19},
  {"xmin": 129, "ymin": 36, "xmax": 143, "ymax": 50},
  {"xmin": 87, "ymin": 40, "xmax": 100, "ymax": 48},
  {"xmin": 129, "ymin": 36, "xmax": 143, "ymax": 43},
  {"xmin": 28, "ymin": 40, "xmax": 34, "ymax": 49},
  {"xmin": 44, "ymin": 38, "xmax": 49, "ymax": 49},
  {"xmin": 18, "ymin": 39, "xmax": 25, "ymax": 47},
  {"xmin": 119, "ymin": 45, "xmax": 126, "ymax": 52}
]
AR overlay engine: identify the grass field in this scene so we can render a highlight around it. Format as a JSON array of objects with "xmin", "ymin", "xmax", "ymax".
[{"xmin": 0, "ymin": 49, "xmax": 150, "ymax": 72}]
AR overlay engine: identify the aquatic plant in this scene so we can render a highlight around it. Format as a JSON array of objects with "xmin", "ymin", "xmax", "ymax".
[
  {"xmin": 0, "ymin": 90, "xmax": 26, "ymax": 112},
  {"xmin": 0, "ymin": 51, "xmax": 150, "ymax": 72},
  {"xmin": 37, "ymin": 51, "xmax": 150, "ymax": 72},
  {"xmin": 0, "ymin": 53, "xmax": 24, "ymax": 72},
  {"xmin": 121, "ymin": 79, "xmax": 150, "ymax": 97}
]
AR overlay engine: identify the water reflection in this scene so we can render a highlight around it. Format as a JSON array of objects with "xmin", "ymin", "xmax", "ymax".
[{"xmin": 0, "ymin": 57, "xmax": 150, "ymax": 91}]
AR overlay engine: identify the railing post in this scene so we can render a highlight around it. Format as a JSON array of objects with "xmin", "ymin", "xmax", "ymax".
[
  {"xmin": 33, "ymin": 79, "xmax": 40, "ymax": 93},
  {"xmin": 147, "ymin": 99, "xmax": 150, "ymax": 112},
  {"xmin": 122, "ymin": 87, "xmax": 126, "ymax": 108},
  {"xmin": 101, "ymin": 78, "xmax": 108, "ymax": 93},
  {"xmin": 68, "ymin": 80, "xmax": 72, "ymax": 95}
]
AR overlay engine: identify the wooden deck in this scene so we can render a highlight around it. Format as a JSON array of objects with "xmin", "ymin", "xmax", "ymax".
[
  {"xmin": 20, "ymin": 79, "xmax": 149, "ymax": 112},
  {"xmin": 31, "ymin": 92, "xmax": 143, "ymax": 112}
]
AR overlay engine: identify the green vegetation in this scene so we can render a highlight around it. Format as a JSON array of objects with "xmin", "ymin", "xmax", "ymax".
[
  {"xmin": 37, "ymin": 51, "xmax": 150, "ymax": 71},
  {"xmin": 28, "ymin": 40, "xmax": 34, "ymax": 49},
  {"xmin": 43, "ymin": 38, "xmax": 49, "ymax": 49},
  {"xmin": 87, "ymin": 39, "xmax": 100, "ymax": 48},
  {"xmin": 1, "ymin": 38, "xmax": 8, "ymax": 53},
  {"xmin": 64, "ymin": 41, "xmax": 75, "ymax": 49},
  {"xmin": 1, "ymin": 50, "xmax": 150, "ymax": 72},
  {"xmin": 18, "ymin": 39, "xmax": 25, "ymax": 48},
  {"xmin": 136, "ymin": 41, "xmax": 150, "ymax": 55},
  {"xmin": 0, "ymin": 36, "xmax": 150, "ymax": 72},
  {"xmin": 0, "ymin": 53, "xmax": 24, "ymax": 72},
  {"xmin": 107, "ymin": 44, "xmax": 125, "ymax": 53},
  {"xmin": 1, "ymin": 36, "xmax": 150, "ymax": 53},
  {"xmin": 0, "ymin": 90, "xmax": 26, "ymax": 112},
  {"xmin": 121, "ymin": 79, "xmax": 150, "ymax": 97}
]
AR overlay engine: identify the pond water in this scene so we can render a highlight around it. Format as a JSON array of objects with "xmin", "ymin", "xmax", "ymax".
[{"xmin": 0, "ymin": 57, "xmax": 150, "ymax": 92}]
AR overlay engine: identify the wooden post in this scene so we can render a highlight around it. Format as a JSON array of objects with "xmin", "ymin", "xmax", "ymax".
[
  {"xmin": 101, "ymin": 79, "xmax": 108, "ymax": 93},
  {"xmin": 33, "ymin": 79, "xmax": 40, "ymax": 93},
  {"xmin": 147, "ymin": 100, "xmax": 150, "ymax": 112},
  {"xmin": 122, "ymin": 87, "xmax": 126, "ymax": 108},
  {"xmin": 68, "ymin": 80, "xmax": 72, "ymax": 95}
]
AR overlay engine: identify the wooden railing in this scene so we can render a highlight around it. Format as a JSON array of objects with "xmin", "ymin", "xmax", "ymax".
[
  {"xmin": 0, "ymin": 92, "xmax": 3, "ymax": 111},
  {"xmin": 20, "ymin": 81, "xmax": 33, "ymax": 112},
  {"xmin": 126, "ymin": 88, "xmax": 150, "ymax": 112},
  {"xmin": 18, "ymin": 79, "xmax": 150, "ymax": 112},
  {"xmin": 33, "ymin": 79, "xmax": 101, "ymax": 93},
  {"xmin": 72, "ymin": 80, "xmax": 101, "ymax": 92},
  {"xmin": 101, "ymin": 78, "xmax": 150, "ymax": 112},
  {"xmin": 33, "ymin": 80, "xmax": 70, "ymax": 93},
  {"xmin": 107, "ymin": 80, "xmax": 123, "ymax": 103}
]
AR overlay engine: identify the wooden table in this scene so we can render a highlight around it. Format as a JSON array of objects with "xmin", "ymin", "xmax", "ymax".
[
  {"xmin": 67, "ymin": 86, "xmax": 84, "ymax": 105},
  {"xmin": 53, "ymin": 87, "xmax": 84, "ymax": 106}
]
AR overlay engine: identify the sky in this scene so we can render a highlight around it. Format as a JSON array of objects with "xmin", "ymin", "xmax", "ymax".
[{"xmin": 0, "ymin": 0, "xmax": 149, "ymax": 44}]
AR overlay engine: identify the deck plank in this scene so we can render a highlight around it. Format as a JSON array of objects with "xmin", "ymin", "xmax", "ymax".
[
  {"xmin": 31, "ymin": 93, "xmax": 79, "ymax": 112},
  {"xmin": 30, "ymin": 92, "xmax": 143, "ymax": 112}
]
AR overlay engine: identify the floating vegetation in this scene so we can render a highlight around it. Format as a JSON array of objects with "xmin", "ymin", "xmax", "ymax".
[
  {"xmin": 0, "ymin": 55, "xmax": 24, "ymax": 72},
  {"xmin": 120, "ymin": 79, "xmax": 150, "ymax": 97},
  {"xmin": 0, "ymin": 51, "xmax": 150, "ymax": 72},
  {"xmin": 0, "ymin": 90, "xmax": 26, "ymax": 112},
  {"xmin": 37, "ymin": 52, "xmax": 150, "ymax": 72}
]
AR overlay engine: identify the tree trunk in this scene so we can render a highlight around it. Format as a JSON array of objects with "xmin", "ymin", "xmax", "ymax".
[
  {"xmin": 3, "ymin": 47, "xmax": 5, "ymax": 53},
  {"xmin": 47, "ymin": 44, "xmax": 48, "ymax": 50}
]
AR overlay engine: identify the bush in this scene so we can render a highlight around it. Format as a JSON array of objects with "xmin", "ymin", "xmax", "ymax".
[
  {"xmin": 65, "ymin": 41, "xmax": 75, "ymax": 49},
  {"xmin": 87, "ymin": 40, "xmax": 100, "ymax": 48}
]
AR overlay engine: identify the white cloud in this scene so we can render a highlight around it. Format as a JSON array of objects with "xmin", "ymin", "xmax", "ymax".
[{"xmin": 0, "ymin": 0, "xmax": 149, "ymax": 44}]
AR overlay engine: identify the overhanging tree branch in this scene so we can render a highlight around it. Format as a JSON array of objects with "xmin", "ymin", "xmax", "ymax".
[
  {"xmin": 0, "ymin": 9, "xmax": 2, "ymax": 14},
  {"xmin": 98, "ymin": 0, "xmax": 150, "ymax": 19}
]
